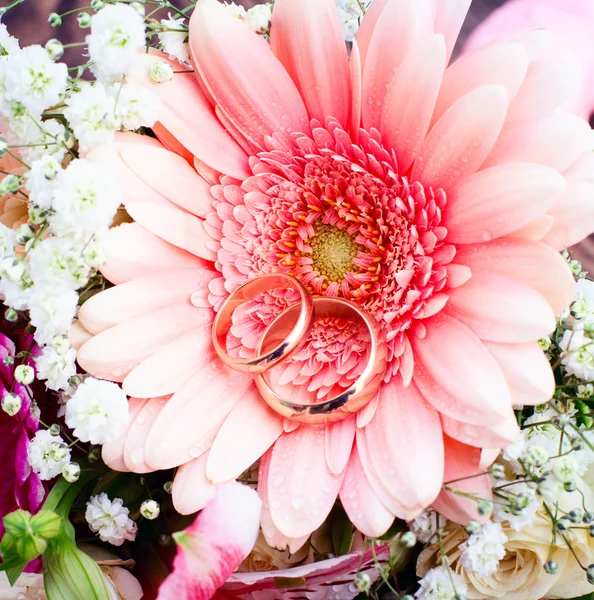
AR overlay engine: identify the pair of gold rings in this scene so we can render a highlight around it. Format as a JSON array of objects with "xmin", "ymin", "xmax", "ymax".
[{"xmin": 211, "ymin": 274, "xmax": 386, "ymax": 424}]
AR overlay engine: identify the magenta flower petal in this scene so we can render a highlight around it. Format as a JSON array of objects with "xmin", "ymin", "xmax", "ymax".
[{"xmin": 157, "ymin": 482, "xmax": 262, "ymax": 600}]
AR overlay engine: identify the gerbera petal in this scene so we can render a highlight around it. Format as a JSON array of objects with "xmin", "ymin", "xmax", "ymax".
[
  {"xmin": 126, "ymin": 202, "xmax": 217, "ymax": 261},
  {"xmin": 432, "ymin": 0, "xmax": 472, "ymax": 62},
  {"xmin": 485, "ymin": 341, "xmax": 555, "ymax": 406},
  {"xmin": 483, "ymin": 113, "xmax": 594, "ymax": 173},
  {"xmin": 270, "ymin": 0, "xmax": 350, "ymax": 127},
  {"xmin": 100, "ymin": 223, "xmax": 207, "ymax": 285},
  {"xmin": 381, "ymin": 34, "xmax": 446, "ymax": 173},
  {"xmin": 444, "ymin": 163, "xmax": 566, "ymax": 244},
  {"xmin": 349, "ymin": 40, "xmax": 362, "ymax": 141},
  {"xmin": 355, "ymin": 0, "xmax": 389, "ymax": 68},
  {"xmin": 206, "ymin": 389, "xmax": 284, "ymax": 484},
  {"xmin": 542, "ymin": 180, "xmax": 594, "ymax": 250},
  {"xmin": 172, "ymin": 453, "xmax": 216, "ymax": 516},
  {"xmin": 432, "ymin": 42, "xmax": 529, "ymax": 126},
  {"xmin": 412, "ymin": 314, "xmax": 511, "ymax": 425},
  {"xmin": 362, "ymin": 0, "xmax": 434, "ymax": 130},
  {"xmin": 267, "ymin": 427, "xmax": 344, "ymax": 538},
  {"xmin": 339, "ymin": 445, "xmax": 394, "ymax": 538},
  {"xmin": 123, "ymin": 328, "xmax": 215, "ymax": 399},
  {"xmin": 441, "ymin": 407, "xmax": 519, "ymax": 449},
  {"xmin": 69, "ymin": 320, "xmax": 93, "ymax": 351},
  {"xmin": 411, "ymin": 85, "xmax": 508, "ymax": 192},
  {"xmin": 123, "ymin": 397, "xmax": 168, "ymax": 473},
  {"xmin": 454, "ymin": 238, "xmax": 575, "ymax": 315},
  {"xmin": 128, "ymin": 52, "xmax": 250, "ymax": 180},
  {"xmin": 77, "ymin": 301, "xmax": 213, "ymax": 382},
  {"xmin": 360, "ymin": 380, "xmax": 443, "ymax": 516},
  {"xmin": 78, "ymin": 269, "xmax": 215, "ymax": 334},
  {"xmin": 157, "ymin": 482, "xmax": 261, "ymax": 600},
  {"xmin": 101, "ymin": 397, "xmax": 146, "ymax": 473},
  {"xmin": 431, "ymin": 436, "xmax": 492, "ymax": 525},
  {"xmin": 445, "ymin": 272, "xmax": 556, "ymax": 343},
  {"xmin": 324, "ymin": 416, "xmax": 356, "ymax": 476},
  {"xmin": 509, "ymin": 214, "xmax": 554, "ymax": 242},
  {"xmin": 189, "ymin": 1, "xmax": 309, "ymax": 150},
  {"xmin": 120, "ymin": 145, "xmax": 214, "ymax": 219},
  {"xmin": 144, "ymin": 365, "xmax": 253, "ymax": 470}
]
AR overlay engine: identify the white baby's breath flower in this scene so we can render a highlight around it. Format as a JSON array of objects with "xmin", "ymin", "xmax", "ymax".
[
  {"xmin": 335, "ymin": 0, "xmax": 372, "ymax": 42},
  {"xmin": 0, "ymin": 223, "xmax": 15, "ymax": 260},
  {"xmin": 158, "ymin": 15, "xmax": 189, "ymax": 64},
  {"xmin": 415, "ymin": 566, "xmax": 467, "ymax": 600},
  {"xmin": 29, "ymin": 237, "xmax": 90, "ymax": 289},
  {"xmin": 35, "ymin": 345, "xmax": 77, "ymax": 391},
  {"xmin": 87, "ymin": 3, "xmax": 146, "ymax": 83},
  {"xmin": 568, "ymin": 278, "xmax": 594, "ymax": 328},
  {"xmin": 27, "ymin": 429, "xmax": 71, "ymax": 480},
  {"xmin": 409, "ymin": 510, "xmax": 446, "ymax": 544},
  {"xmin": 28, "ymin": 283, "xmax": 78, "ymax": 345},
  {"xmin": 0, "ymin": 113, "xmax": 66, "ymax": 163},
  {"xmin": 245, "ymin": 4, "xmax": 272, "ymax": 34},
  {"xmin": 224, "ymin": 2, "xmax": 247, "ymax": 19},
  {"xmin": 64, "ymin": 83, "xmax": 118, "ymax": 152},
  {"xmin": 459, "ymin": 521, "xmax": 507, "ymax": 576},
  {"xmin": 25, "ymin": 155, "xmax": 61, "ymax": 210},
  {"xmin": 49, "ymin": 159, "xmax": 121, "ymax": 239},
  {"xmin": 86, "ymin": 493, "xmax": 137, "ymax": 546},
  {"xmin": 560, "ymin": 328, "xmax": 594, "ymax": 381},
  {"xmin": 493, "ymin": 483, "xmax": 539, "ymax": 531},
  {"xmin": 113, "ymin": 83, "xmax": 159, "ymax": 131},
  {"xmin": 4, "ymin": 45, "xmax": 67, "ymax": 114},
  {"xmin": 65, "ymin": 378, "xmax": 128, "ymax": 445},
  {"xmin": 0, "ymin": 276, "xmax": 31, "ymax": 311},
  {"xmin": 0, "ymin": 23, "xmax": 19, "ymax": 57}
]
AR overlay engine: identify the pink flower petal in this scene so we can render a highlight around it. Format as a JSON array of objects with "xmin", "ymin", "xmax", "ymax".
[
  {"xmin": 324, "ymin": 416, "xmax": 356, "ymax": 476},
  {"xmin": 69, "ymin": 321, "xmax": 93, "ymax": 351},
  {"xmin": 441, "ymin": 408, "xmax": 519, "ymax": 449},
  {"xmin": 349, "ymin": 40, "xmax": 362, "ymax": 141},
  {"xmin": 189, "ymin": 1, "xmax": 309, "ymax": 150},
  {"xmin": 431, "ymin": 0, "xmax": 472, "ymax": 62},
  {"xmin": 172, "ymin": 453, "xmax": 217, "ymax": 516},
  {"xmin": 431, "ymin": 436, "xmax": 492, "ymax": 525},
  {"xmin": 412, "ymin": 314, "xmax": 511, "ymax": 425},
  {"xmin": 101, "ymin": 398, "xmax": 147, "ymax": 473},
  {"xmin": 100, "ymin": 223, "xmax": 207, "ymax": 285},
  {"xmin": 206, "ymin": 388, "xmax": 283, "ymax": 484},
  {"xmin": 126, "ymin": 202, "xmax": 216, "ymax": 262},
  {"xmin": 445, "ymin": 272, "xmax": 556, "ymax": 343},
  {"xmin": 542, "ymin": 180, "xmax": 594, "ymax": 249},
  {"xmin": 79, "ymin": 268, "xmax": 215, "ymax": 334},
  {"xmin": 432, "ymin": 42, "xmax": 529, "ymax": 126},
  {"xmin": 483, "ymin": 113, "xmax": 593, "ymax": 173},
  {"xmin": 355, "ymin": 0, "xmax": 388, "ymax": 68},
  {"xmin": 267, "ymin": 427, "xmax": 344, "ymax": 538},
  {"xmin": 120, "ymin": 145, "xmax": 215, "ymax": 219},
  {"xmin": 362, "ymin": 0, "xmax": 434, "ymax": 130},
  {"xmin": 411, "ymin": 85, "xmax": 508, "ymax": 192},
  {"xmin": 381, "ymin": 34, "xmax": 446, "ymax": 173},
  {"xmin": 77, "ymin": 301, "xmax": 213, "ymax": 382},
  {"xmin": 271, "ymin": 0, "xmax": 350, "ymax": 127},
  {"xmin": 509, "ymin": 214, "xmax": 554, "ymax": 242},
  {"xmin": 123, "ymin": 328, "xmax": 215, "ymax": 399},
  {"xmin": 485, "ymin": 341, "xmax": 555, "ymax": 406},
  {"xmin": 144, "ymin": 365, "xmax": 253, "ymax": 470},
  {"xmin": 360, "ymin": 380, "xmax": 443, "ymax": 517},
  {"xmin": 128, "ymin": 52, "xmax": 250, "ymax": 180},
  {"xmin": 454, "ymin": 238, "xmax": 575, "ymax": 314},
  {"xmin": 339, "ymin": 445, "xmax": 394, "ymax": 538},
  {"xmin": 123, "ymin": 397, "xmax": 168, "ymax": 473},
  {"xmin": 157, "ymin": 482, "xmax": 261, "ymax": 600}
]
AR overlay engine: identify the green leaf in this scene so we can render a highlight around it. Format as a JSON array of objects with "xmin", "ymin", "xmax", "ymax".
[
  {"xmin": 332, "ymin": 507, "xmax": 354, "ymax": 557},
  {"xmin": 5, "ymin": 563, "xmax": 29, "ymax": 586},
  {"xmin": 377, "ymin": 519, "xmax": 405, "ymax": 541},
  {"xmin": 568, "ymin": 594, "xmax": 594, "ymax": 600}
]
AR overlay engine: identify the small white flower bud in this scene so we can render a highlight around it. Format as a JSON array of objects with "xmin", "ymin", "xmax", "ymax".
[
  {"xmin": 0, "ymin": 137, "xmax": 8, "ymax": 157},
  {"xmin": 538, "ymin": 336, "xmax": 551, "ymax": 351},
  {"xmin": 4, "ymin": 308, "xmax": 18, "ymax": 322},
  {"xmin": 51, "ymin": 334, "xmax": 71, "ymax": 356},
  {"xmin": 400, "ymin": 531, "xmax": 417, "ymax": 548},
  {"xmin": 82, "ymin": 244, "xmax": 106, "ymax": 268},
  {"xmin": 2, "ymin": 174, "xmax": 20, "ymax": 193},
  {"xmin": 478, "ymin": 500, "xmax": 493, "ymax": 516},
  {"xmin": 29, "ymin": 206, "xmax": 49, "ymax": 225},
  {"xmin": 45, "ymin": 39, "xmax": 64, "ymax": 61},
  {"xmin": 553, "ymin": 456, "xmax": 578, "ymax": 483},
  {"xmin": 77, "ymin": 12, "xmax": 92, "ymax": 28},
  {"xmin": 131, "ymin": 2, "xmax": 145, "ymax": 15},
  {"xmin": 49, "ymin": 442, "xmax": 69, "ymax": 462},
  {"xmin": 48, "ymin": 13, "xmax": 62, "ymax": 27},
  {"xmin": 150, "ymin": 61, "xmax": 174, "ymax": 83},
  {"xmin": 577, "ymin": 383, "xmax": 594, "ymax": 398},
  {"xmin": 62, "ymin": 461, "xmax": 80, "ymax": 483},
  {"xmin": 55, "ymin": 129, "xmax": 75, "ymax": 149},
  {"xmin": 354, "ymin": 572, "xmax": 371, "ymax": 593},
  {"xmin": 2, "ymin": 392, "xmax": 22, "ymax": 416},
  {"xmin": 523, "ymin": 445, "xmax": 549, "ymax": 468},
  {"xmin": 15, "ymin": 224, "xmax": 36, "ymax": 245},
  {"xmin": 49, "ymin": 423, "xmax": 61, "ymax": 436},
  {"xmin": 15, "ymin": 364, "xmax": 34, "ymax": 385},
  {"xmin": 1, "ymin": 257, "xmax": 25, "ymax": 282},
  {"xmin": 140, "ymin": 499, "xmax": 160, "ymax": 520},
  {"xmin": 90, "ymin": 0, "xmax": 105, "ymax": 10}
]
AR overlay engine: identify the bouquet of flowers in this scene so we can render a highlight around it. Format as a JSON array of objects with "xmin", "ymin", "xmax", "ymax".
[{"xmin": 1, "ymin": 0, "xmax": 594, "ymax": 598}]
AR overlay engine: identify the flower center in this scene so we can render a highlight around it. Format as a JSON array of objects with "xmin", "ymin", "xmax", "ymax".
[{"xmin": 309, "ymin": 223, "xmax": 360, "ymax": 283}]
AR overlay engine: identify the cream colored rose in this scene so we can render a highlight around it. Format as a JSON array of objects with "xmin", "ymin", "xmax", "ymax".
[
  {"xmin": 417, "ymin": 486, "xmax": 594, "ymax": 600},
  {"xmin": 238, "ymin": 532, "xmax": 313, "ymax": 573}
]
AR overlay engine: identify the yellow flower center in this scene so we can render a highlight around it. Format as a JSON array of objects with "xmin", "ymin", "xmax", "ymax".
[{"xmin": 310, "ymin": 223, "xmax": 359, "ymax": 283}]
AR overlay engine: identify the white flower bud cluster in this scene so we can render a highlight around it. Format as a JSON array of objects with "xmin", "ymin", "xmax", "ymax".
[
  {"xmin": 335, "ymin": 0, "xmax": 374, "ymax": 42},
  {"xmin": 27, "ymin": 429, "xmax": 71, "ymax": 480},
  {"xmin": 224, "ymin": 2, "xmax": 273, "ymax": 36},
  {"xmin": 85, "ymin": 493, "xmax": 137, "ymax": 546}
]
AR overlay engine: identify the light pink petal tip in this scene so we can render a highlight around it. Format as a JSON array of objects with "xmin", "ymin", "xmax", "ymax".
[{"xmin": 157, "ymin": 481, "xmax": 261, "ymax": 600}]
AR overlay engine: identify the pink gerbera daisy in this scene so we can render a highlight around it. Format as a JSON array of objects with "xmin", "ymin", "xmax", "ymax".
[{"xmin": 75, "ymin": 0, "xmax": 594, "ymax": 544}]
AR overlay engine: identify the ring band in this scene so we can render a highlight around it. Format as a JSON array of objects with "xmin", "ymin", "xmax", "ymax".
[
  {"xmin": 212, "ymin": 274, "xmax": 314, "ymax": 373},
  {"xmin": 253, "ymin": 297, "xmax": 386, "ymax": 424}
]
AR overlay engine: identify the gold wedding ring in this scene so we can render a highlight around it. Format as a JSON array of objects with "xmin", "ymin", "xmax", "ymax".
[
  {"xmin": 212, "ymin": 273, "xmax": 314, "ymax": 373},
  {"xmin": 253, "ymin": 297, "xmax": 386, "ymax": 424}
]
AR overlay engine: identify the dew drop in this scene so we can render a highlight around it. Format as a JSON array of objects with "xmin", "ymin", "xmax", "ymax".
[
  {"xmin": 270, "ymin": 500, "xmax": 282, "ymax": 510},
  {"xmin": 130, "ymin": 447, "xmax": 144, "ymax": 465},
  {"xmin": 272, "ymin": 476, "xmax": 285, "ymax": 488},
  {"xmin": 291, "ymin": 496, "xmax": 304, "ymax": 510}
]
